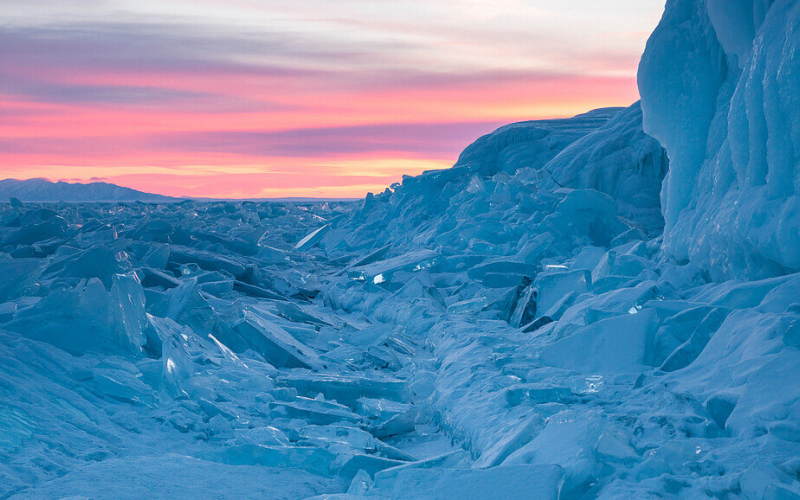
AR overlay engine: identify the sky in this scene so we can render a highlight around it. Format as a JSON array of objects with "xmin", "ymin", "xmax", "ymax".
[{"xmin": 0, "ymin": 0, "xmax": 666, "ymax": 199}]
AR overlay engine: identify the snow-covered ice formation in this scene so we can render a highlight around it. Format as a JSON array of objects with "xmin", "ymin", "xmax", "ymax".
[
  {"xmin": 2, "ymin": 1, "xmax": 800, "ymax": 498},
  {"xmin": 639, "ymin": 0, "xmax": 800, "ymax": 279}
]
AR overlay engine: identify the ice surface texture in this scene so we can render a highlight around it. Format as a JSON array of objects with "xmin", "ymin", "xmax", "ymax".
[
  {"xmin": 0, "ymin": 105, "xmax": 794, "ymax": 500},
  {"xmin": 640, "ymin": 0, "xmax": 800, "ymax": 279},
  {"xmin": 2, "ymin": 1, "xmax": 800, "ymax": 498}
]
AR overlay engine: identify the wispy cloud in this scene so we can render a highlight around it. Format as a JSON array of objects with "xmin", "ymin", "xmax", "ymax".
[
  {"xmin": 0, "ymin": 0, "xmax": 665, "ymax": 198},
  {"xmin": 147, "ymin": 121, "xmax": 506, "ymax": 157}
]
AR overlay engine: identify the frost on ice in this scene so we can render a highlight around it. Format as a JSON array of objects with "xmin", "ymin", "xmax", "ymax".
[{"xmin": 3, "ymin": 1, "xmax": 800, "ymax": 499}]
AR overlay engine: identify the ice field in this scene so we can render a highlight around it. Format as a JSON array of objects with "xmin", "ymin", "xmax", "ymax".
[{"xmin": 2, "ymin": 0, "xmax": 800, "ymax": 498}]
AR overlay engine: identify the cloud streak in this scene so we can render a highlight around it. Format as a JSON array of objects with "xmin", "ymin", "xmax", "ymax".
[{"xmin": 0, "ymin": 0, "xmax": 666, "ymax": 198}]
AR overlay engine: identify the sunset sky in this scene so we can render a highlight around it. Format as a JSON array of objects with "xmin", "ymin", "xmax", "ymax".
[{"xmin": 1, "ymin": 0, "xmax": 665, "ymax": 199}]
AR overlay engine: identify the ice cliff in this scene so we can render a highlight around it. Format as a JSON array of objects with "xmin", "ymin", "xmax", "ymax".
[
  {"xmin": 639, "ymin": 0, "xmax": 800, "ymax": 279},
  {"xmin": 2, "ymin": 1, "xmax": 800, "ymax": 499}
]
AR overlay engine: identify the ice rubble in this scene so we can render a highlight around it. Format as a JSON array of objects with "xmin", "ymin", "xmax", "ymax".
[
  {"xmin": 2, "ymin": 2, "xmax": 800, "ymax": 499},
  {"xmin": 0, "ymin": 113, "xmax": 796, "ymax": 500}
]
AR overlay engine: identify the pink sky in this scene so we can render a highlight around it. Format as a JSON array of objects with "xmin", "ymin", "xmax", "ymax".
[{"xmin": 0, "ymin": 0, "xmax": 665, "ymax": 198}]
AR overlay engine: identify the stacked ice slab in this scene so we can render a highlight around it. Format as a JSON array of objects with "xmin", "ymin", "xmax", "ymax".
[
  {"xmin": 2, "ymin": 105, "xmax": 800, "ymax": 500},
  {"xmin": 0, "ymin": 201, "xmax": 450, "ymax": 499},
  {"xmin": 3, "ymin": 0, "xmax": 800, "ymax": 498},
  {"xmin": 310, "ymin": 102, "xmax": 800, "ymax": 498},
  {"xmin": 321, "ymin": 104, "xmax": 666, "ymax": 262}
]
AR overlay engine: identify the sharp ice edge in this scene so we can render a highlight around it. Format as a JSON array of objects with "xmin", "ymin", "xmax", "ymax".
[{"xmin": 2, "ymin": 2, "xmax": 800, "ymax": 498}]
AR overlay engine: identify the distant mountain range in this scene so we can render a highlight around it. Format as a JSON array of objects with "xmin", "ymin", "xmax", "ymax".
[
  {"xmin": 0, "ymin": 178, "xmax": 360, "ymax": 203},
  {"xmin": 0, "ymin": 178, "xmax": 178, "ymax": 203}
]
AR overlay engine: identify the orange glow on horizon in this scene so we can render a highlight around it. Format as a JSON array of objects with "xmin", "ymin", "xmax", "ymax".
[
  {"xmin": 0, "ymin": 70, "xmax": 642, "ymax": 198},
  {"xmin": 0, "ymin": 0, "xmax": 664, "ymax": 198}
]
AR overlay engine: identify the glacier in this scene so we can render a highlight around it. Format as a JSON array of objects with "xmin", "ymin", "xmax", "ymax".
[{"xmin": 2, "ymin": 0, "xmax": 800, "ymax": 499}]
